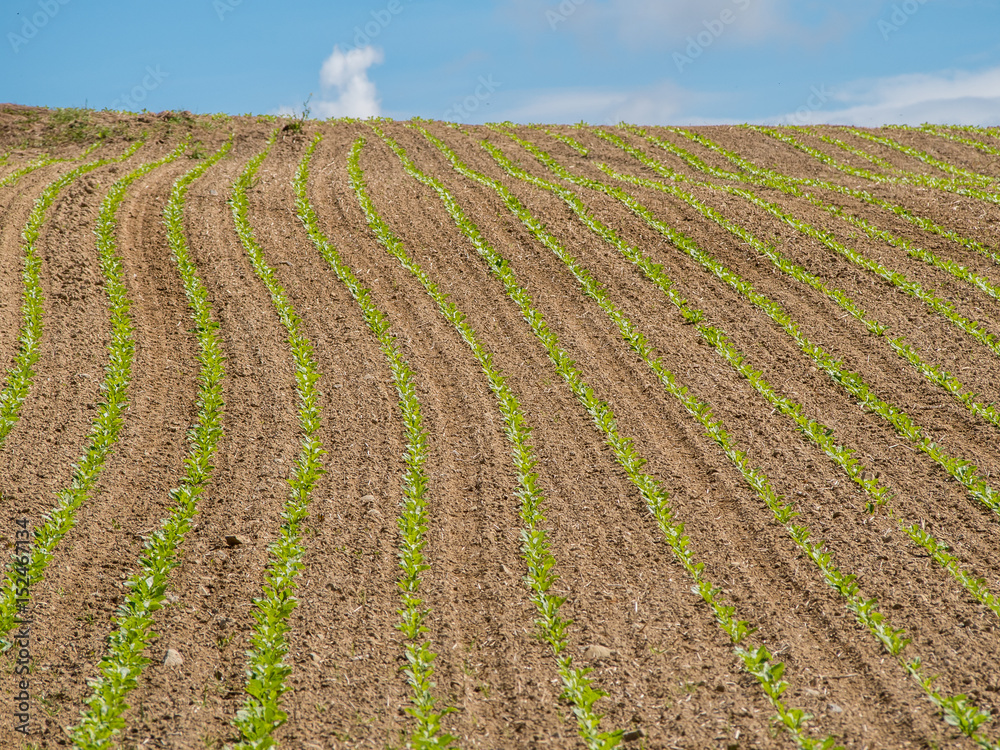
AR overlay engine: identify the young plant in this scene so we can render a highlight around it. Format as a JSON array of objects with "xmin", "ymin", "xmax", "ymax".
[
  {"xmin": 294, "ymin": 132, "xmax": 456, "ymax": 750},
  {"xmin": 610, "ymin": 127, "xmax": 1000, "ymax": 393},
  {"xmin": 675, "ymin": 125, "xmax": 1000, "ymax": 269},
  {"xmin": 386, "ymin": 123, "xmax": 837, "ymax": 750},
  {"xmin": 70, "ymin": 137, "xmax": 232, "ymax": 749},
  {"xmin": 588, "ymin": 129, "xmax": 1000, "ymax": 520},
  {"xmin": 0, "ymin": 137, "xmax": 169, "ymax": 647},
  {"xmin": 0, "ymin": 138, "xmax": 128, "ymax": 450},
  {"xmin": 913, "ymin": 124, "xmax": 1000, "ymax": 159},
  {"xmin": 750, "ymin": 125, "xmax": 1000, "ymax": 211},
  {"xmin": 364, "ymin": 122, "xmax": 622, "ymax": 749},
  {"xmin": 483, "ymin": 125, "xmax": 1000, "ymax": 748},
  {"xmin": 492, "ymin": 126, "xmax": 995, "ymax": 747},
  {"xmin": 229, "ymin": 130, "xmax": 329, "ymax": 750},
  {"xmin": 827, "ymin": 126, "xmax": 997, "ymax": 189}
]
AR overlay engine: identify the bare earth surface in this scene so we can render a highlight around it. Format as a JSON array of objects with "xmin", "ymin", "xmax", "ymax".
[{"xmin": 1, "ymin": 107, "xmax": 1000, "ymax": 749}]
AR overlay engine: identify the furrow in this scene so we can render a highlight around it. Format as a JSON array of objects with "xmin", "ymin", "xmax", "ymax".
[
  {"xmin": 674, "ymin": 126, "xmax": 1000, "ymax": 269},
  {"xmin": 606, "ymin": 127, "xmax": 1000, "ymax": 433},
  {"xmin": 367, "ymin": 122, "xmax": 623, "ymax": 750},
  {"xmin": 485, "ymin": 127, "xmax": 1000, "ymax": 743},
  {"xmin": 750, "ymin": 125, "xmax": 1000, "ymax": 213},
  {"xmin": 68, "ymin": 138, "xmax": 232, "ymax": 750},
  {"xmin": 486, "ymin": 123, "xmax": 1000, "ymax": 745},
  {"xmin": 441, "ymin": 123, "xmax": 1000, "ymax": 748},
  {"xmin": 227, "ymin": 130, "xmax": 332, "ymax": 749},
  {"xmin": 822, "ymin": 127, "xmax": 997, "ymax": 190},
  {"xmin": 911, "ymin": 124, "xmax": 1000, "ymax": 158},
  {"xmin": 295, "ymin": 129, "xmax": 465, "ymax": 748},
  {"xmin": 577, "ymin": 130, "xmax": 1000, "ymax": 520},
  {"xmin": 0, "ymin": 139, "xmax": 180, "ymax": 646},
  {"xmin": 0, "ymin": 140, "xmax": 137, "ymax": 449},
  {"xmin": 379, "ymin": 123, "xmax": 839, "ymax": 749}
]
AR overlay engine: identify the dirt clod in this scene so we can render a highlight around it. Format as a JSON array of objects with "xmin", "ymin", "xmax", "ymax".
[
  {"xmin": 582, "ymin": 644, "xmax": 614, "ymax": 661},
  {"xmin": 163, "ymin": 649, "xmax": 184, "ymax": 667}
]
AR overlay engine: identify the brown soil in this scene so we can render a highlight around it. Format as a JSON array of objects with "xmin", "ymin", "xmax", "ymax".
[{"xmin": 2, "ymin": 108, "xmax": 1000, "ymax": 750}]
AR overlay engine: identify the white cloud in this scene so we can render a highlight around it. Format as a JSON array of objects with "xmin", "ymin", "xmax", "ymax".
[
  {"xmin": 764, "ymin": 67, "xmax": 1000, "ymax": 126},
  {"xmin": 283, "ymin": 45, "xmax": 384, "ymax": 119},
  {"xmin": 486, "ymin": 65, "xmax": 1000, "ymax": 127}
]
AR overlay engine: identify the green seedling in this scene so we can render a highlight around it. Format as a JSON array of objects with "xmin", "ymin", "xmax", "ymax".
[
  {"xmin": 228, "ymin": 129, "xmax": 328, "ymax": 750},
  {"xmin": 297, "ymin": 131, "xmax": 458, "ymax": 750},
  {"xmin": 70, "ymin": 137, "xmax": 231, "ymax": 749},
  {"xmin": 379, "ymin": 121, "xmax": 839, "ymax": 749},
  {"xmin": 490, "ymin": 125, "xmax": 1000, "ymax": 748}
]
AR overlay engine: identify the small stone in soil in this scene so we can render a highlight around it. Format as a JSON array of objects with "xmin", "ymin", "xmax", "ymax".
[
  {"xmin": 623, "ymin": 729, "xmax": 643, "ymax": 742},
  {"xmin": 224, "ymin": 534, "xmax": 247, "ymax": 547},
  {"xmin": 164, "ymin": 649, "xmax": 184, "ymax": 667},
  {"xmin": 583, "ymin": 644, "xmax": 613, "ymax": 661}
]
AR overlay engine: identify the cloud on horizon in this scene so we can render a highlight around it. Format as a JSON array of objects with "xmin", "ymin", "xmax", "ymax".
[
  {"xmin": 489, "ymin": 64, "xmax": 1000, "ymax": 127},
  {"xmin": 274, "ymin": 45, "xmax": 384, "ymax": 119},
  {"xmin": 315, "ymin": 45, "xmax": 384, "ymax": 118},
  {"xmin": 763, "ymin": 66, "xmax": 1000, "ymax": 126}
]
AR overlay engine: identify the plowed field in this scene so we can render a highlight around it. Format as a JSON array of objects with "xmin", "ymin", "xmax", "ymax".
[{"xmin": 2, "ymin": 107, "xmax": 1000, "ymax": 750}]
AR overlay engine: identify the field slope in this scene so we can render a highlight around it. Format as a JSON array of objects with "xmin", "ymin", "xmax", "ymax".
[{"xmin": 1, "ymin": 106, "xmax": 1000, "ymax": 750}]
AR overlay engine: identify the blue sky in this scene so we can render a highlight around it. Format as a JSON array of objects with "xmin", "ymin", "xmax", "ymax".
[{"xmin": 3, "ymin": 0, "xmax": 1000, "ymax": 125}]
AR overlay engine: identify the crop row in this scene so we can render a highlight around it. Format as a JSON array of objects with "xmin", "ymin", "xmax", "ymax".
[
  {"xmin": 583, "ymin": 130, "xmax": 1000, "ymax": 523},
  {"xmin": 71, "ymin": 138, "xmax": 233, "ymax": 748},
  {"xmin": 481, "ymin": 126, "xmax": 1000, "ymax": 743},
  {"xmin": 678, "ymin": 126, "xmax": 1000, "ymax": 271},
  {"xmin": 393, "ymin": 121, "xmax": 841, "ymax": 748},
  {"xmin": 229, "ymin": 130, "xmax": 329, "ymax": 749},
  {"xmin": 0, "ymin": 139, "xmax": 136, "ymax": 450},
  {"xmin": 750, "ymin": 125, "xmax": 1000, "ymax": 212},
  {"xmin": 811, "ymin": 126, "xmax": 997, "ymax": 191},
  {"xmin": 0, "ymin": 141, "xmax": 100, "ymax": 191},
  {"xmin": 486, "ymin": 128, "xmax": 992, "ymax": 747},
  {"xmin": 910, "ymin": 125, "xmax": 1000, "ymax": 158},
  {"xmin": 353, "ymin": 125, "xmax": 623, "ymax": 748},
  {"xmin": 296, "ymin": 132, "xmax": 458, "ymax": 749},
  {"xmin": 481, "ymin": 123, "xmax": 1000, "ymax": 743},
  {"xmin": 614, "ymin": 126, "xmax": 1000, "ymax": 433},
  {"xmin": 0, "ymin": 138, "xmax": 173, "ymax": 648},
  {"xmin": 514, "ymin": 128, "xmax": 1000, "ymax": 621}
]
